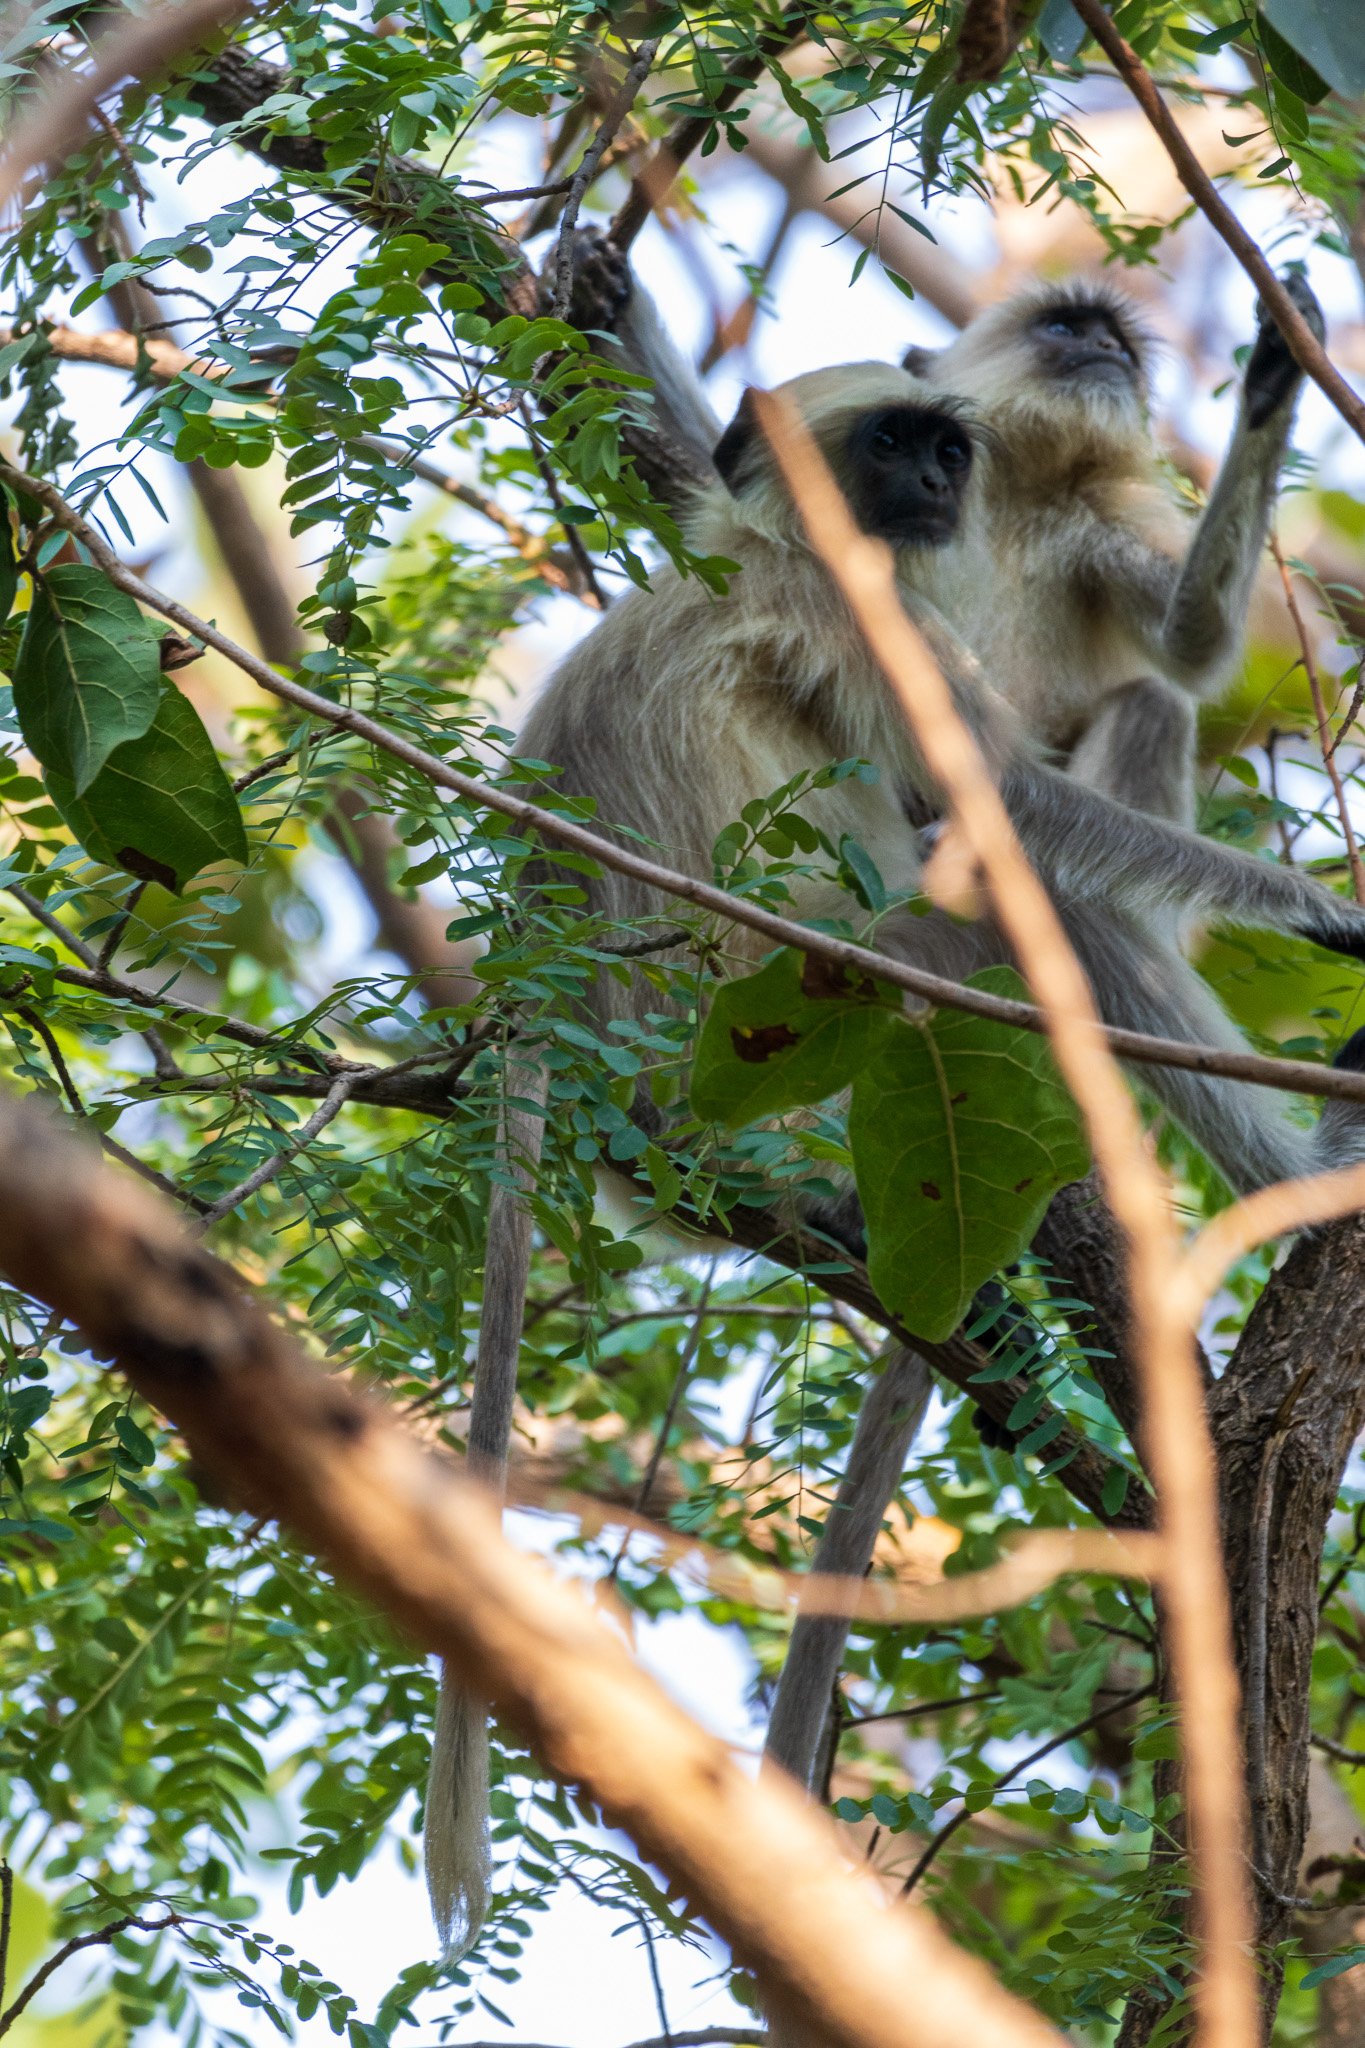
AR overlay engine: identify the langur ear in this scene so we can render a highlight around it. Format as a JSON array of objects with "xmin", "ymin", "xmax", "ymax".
[
  {"xmin": 900, "ymin": 344, "xmax": 941, "ymax": 377},
  {"xmin": 712, "ymin": 388, "xmax": 760, "ymax": 494}
]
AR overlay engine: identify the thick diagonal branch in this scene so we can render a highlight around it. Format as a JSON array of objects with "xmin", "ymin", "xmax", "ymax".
[{"xmin": 0, "ymin": 1091, "xmax": 1065, "ymax": 2048}]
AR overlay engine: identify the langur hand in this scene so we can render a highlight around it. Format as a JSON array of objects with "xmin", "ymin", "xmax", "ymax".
[
  {"xmin": 543, "ymin": 227, "xmax": 632, "ymax": 335},
  {"xmin": 1245, "ymin": 269, "xmax": 1325, "ymax": 430}
]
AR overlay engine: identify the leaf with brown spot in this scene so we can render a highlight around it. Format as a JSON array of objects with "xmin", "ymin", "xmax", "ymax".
[
  {"xmin": 691, "ymin": 948, "xmax": 898, "ymax": 1125},
  {"xmin": 731, "ymin": 1021, "xmax": 801, "ymax": 1063},
  {"xmin": 849, "ymin": 967, "xmax": 1090, "ymax": 1343}
]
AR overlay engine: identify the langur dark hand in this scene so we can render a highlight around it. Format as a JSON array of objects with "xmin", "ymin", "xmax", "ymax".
[
  {"xmin": 543, "ymin": 226, "xmax": 633, "ymax": 335},
  {"xmin": 1245, "ymin": 269, "xmax": 1325, "ymax": 429}
]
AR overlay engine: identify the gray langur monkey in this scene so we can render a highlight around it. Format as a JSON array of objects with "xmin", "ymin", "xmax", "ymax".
[
  {"xmin": 575, "ymin": 238, "xmax": 1324, "ymax": 831},
  {"xmin": 424, "ymin": 360, "xmax": 1365, "ymax": 1944},
  {"xmin": 903, "ymin": 270, "xmax": 1327, "ymax": 825}
]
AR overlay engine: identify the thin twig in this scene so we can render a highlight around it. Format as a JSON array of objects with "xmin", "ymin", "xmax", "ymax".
[
  {"xmin": 609, "ymin": 1259, "xmax": 716, "ymax": 1579},
  {"xmin": 8, "ymin": 462, "xmax": 1365, "ymax": 1107},
  {"xmin": 899, "ymin": 1685, "xmax": 1152, "ymax": 1898},
  {"xmin": 1310, "ymin": 1733, "xmax": 1365, "ymax": 1768},
  {"xmin": 1271, "ymin": 536, "xmax": 1365, "ymax": 905},
  {"xmin": 8, "ymin": 999, "xmax": 202, "ymax": 1208},
  {"xmin": 1, "ymin": 325, "xmax": 590, "ymax": 603},
  {"xmin": 0, "ymin": 1912, "xmax": 180, "ymax": 2038},
  {"xmin": 13, "ymin": 1005, "xmax": 86, "ymax": 1120},
  {"xmin": 5, "ymin": 882, "xmax": 178, "ymax": 1076},
  {"xmin": 194, "ymin": 1073, "xmax": 356, "ymax": 1228},
  {"xmin": 551, "ymin": 38, "xmax": 660, "ymax": 320},
  {"xmin": 842, "ymin": 1690, "xmax": 1002, "ymax": 1730},
  {"xmin": 610, "ymin": 7, "xmax": 808, "ymax": 248},
  {"xmin": 97, "ymin": 880, "xmax": 146, "ymax": 969},
  {"xmin": 1068, "ymin": 0, "xmax": 1365, "ymax": 450}
]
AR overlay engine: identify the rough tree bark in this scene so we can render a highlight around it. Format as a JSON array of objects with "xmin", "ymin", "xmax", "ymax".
[{"xmin": 1117, "ymin": 1213, "xmax": 1365, "ymax": 2044}]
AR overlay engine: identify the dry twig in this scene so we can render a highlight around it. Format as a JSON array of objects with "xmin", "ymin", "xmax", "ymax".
[
  {"xmin": 751, "ymin": 386, "xmax": 1257, "ymax": 2048},
  {"xmin": 1270, "ymin": 535, "xmax": 1365, "ymax": 906}
]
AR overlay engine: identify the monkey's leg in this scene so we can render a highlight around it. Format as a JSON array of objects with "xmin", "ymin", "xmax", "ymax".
[
  {"xmin": 1006, "ymin": 761, "xmax": 1365, "ymax": 962},
  {"xmin": 763, "ymin": 1344, "xmax": 932, "ymax": 1794},
  {"xmin": 1060, "ymin": 904, "xmax": 1323, "ymax": 1195},
  {"xmin": 1066, "ymin": 677, "xmax": 1197, "ymax": 827}
]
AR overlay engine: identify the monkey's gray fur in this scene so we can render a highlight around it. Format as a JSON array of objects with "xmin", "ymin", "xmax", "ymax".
[
  {"xmin": 585, "ymin": 245, "xmax": 1324, "ymax": 833},
  {"xmin": 905, "ymin": 270, "xmax": 1326, "ymax": 826},
  {"xmin": 424, "ymin": 360, "xmax": 1365, "ymax": 1947}
]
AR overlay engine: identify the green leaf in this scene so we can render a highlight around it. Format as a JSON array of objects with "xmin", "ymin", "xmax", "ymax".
[
  {"xmin": 1301, "ymin": 1947, "xmax": 1365, "ymax": 1990},
  {"xmin": 45, "ymin": 681, "xmax": 248, "ymax": 892},
  {"xmin": 1037, "ymin": 0, "xmax": 1087, "ymax": 63},
  {"xmin": 848, "ymin": 969, "xmax": 1090, "ymax": 1343},
  {"xmin": 14, "ymin": 566, "xmax": 162, "ymax": 792},
  {"xmin": 689, "ymin": 948, "xmax": 900, "ymax": 1125},
  {"xmin": 1258, "ymin": 0, "xmax": 1365, "ymax": 96},
  {"xmin": 1256, "ymin": 12, "xmax": 1330, "ymax": 98},
  {"xmin": 0, "ymin": 490, "xmax": 15, "ymax": 626}
]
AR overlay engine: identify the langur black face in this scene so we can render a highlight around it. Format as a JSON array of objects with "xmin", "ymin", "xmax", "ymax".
[
  {"xmin": 841, "ymin": 404, "xmax": 974, "ymax": 546},
  {"xmin": 1029, "ymin": 298, "xmax": 1139, "ymax": 391},
  {"xmin": 712, "ymin": 391, "xmax": 975, "ymax": 550}
]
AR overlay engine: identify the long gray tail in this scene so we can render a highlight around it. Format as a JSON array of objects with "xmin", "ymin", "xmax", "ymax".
[
  {"xmin": 425, "ymin": 1664, "xmax": 492, "ymax": 1959},
  {"xmin": 424, "ymin": 1055, "xmax": 548, "ymax": 1958}
]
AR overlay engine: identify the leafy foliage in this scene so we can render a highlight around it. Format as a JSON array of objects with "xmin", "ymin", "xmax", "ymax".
[{"xmin": 0, "ymin": 0, "xmax": 1364, "ymax": 2042}]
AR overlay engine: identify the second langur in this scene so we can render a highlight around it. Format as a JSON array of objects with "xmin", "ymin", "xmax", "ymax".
[
  {"xmin": 903, "ymin": 270, "xmax": 1325, "ymax": 824},
  {"xmin": 426, "ymin": 360, "xmax": 1365, "ymax": 1952}
]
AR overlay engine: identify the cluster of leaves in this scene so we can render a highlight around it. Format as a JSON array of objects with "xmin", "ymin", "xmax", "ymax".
[{"xmin": 0, "ymin": 0, "xmax": 1364, "ymax": 2043}]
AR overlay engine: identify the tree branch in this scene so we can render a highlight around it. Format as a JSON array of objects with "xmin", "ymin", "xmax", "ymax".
[
  {"xmin": 0, "ymin": 1912, "xmax": 180, "ymax": 2038},
  {"xmin": 0, "ymin": 1091, "xmax": 1068, "ymax": 2048},
  {"xmin": 6, "ymin": 461, "xmax": 1364, "ymax": 1107},
  {"xmin": 1068, "ymin": 0, "xmax": 1365, "ymax": 449}
]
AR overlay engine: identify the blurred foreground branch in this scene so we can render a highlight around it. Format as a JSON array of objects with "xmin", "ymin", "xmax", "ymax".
[{"xmin": 0, "ymin": 1090, "xmax": 1067, "ymax": 2048}]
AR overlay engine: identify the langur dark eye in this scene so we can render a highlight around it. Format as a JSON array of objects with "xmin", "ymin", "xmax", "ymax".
[
  {"xmin": 871, "ymin": 423, "xmax": 902, "ymax": 454},
  {"xmin": 937, "ymin": 429, "xmax": 971, "ymax": 471},
  {"xmin": 1042, "ymin": 314, "xmax": 1079, "ymax": 338}
]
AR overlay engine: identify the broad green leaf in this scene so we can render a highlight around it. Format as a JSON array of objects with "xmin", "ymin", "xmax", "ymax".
[
  {"xmin": 45, "ymin": 681, "xmax": 248, "ymax": 892},
  {"xmin": 1256, "ymin": 13, "xmax": 1330, "ymax": 100},
  {"xmin": 1258, "ymin": 0, "xmax": 1365, "ymax": 97},
  {"xmin": 848, "ymin": 968, "xmax": 1090, "ymax": 1343},
  {"xmin": 689, "ymin": 948, "xmax": 900, "ymax": 1125},
  {"xmin": 14, "ymin": 565, "xmax": 162, "ymax": 792}
]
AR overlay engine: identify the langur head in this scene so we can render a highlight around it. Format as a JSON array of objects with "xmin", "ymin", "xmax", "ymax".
[
  {"xmin": 904, "ymin": 280, "xmax": 1157, "ymax": 467},
  {"xmin": 707, "ymin": 363, "xmax": 984, "ymax": 554}
]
